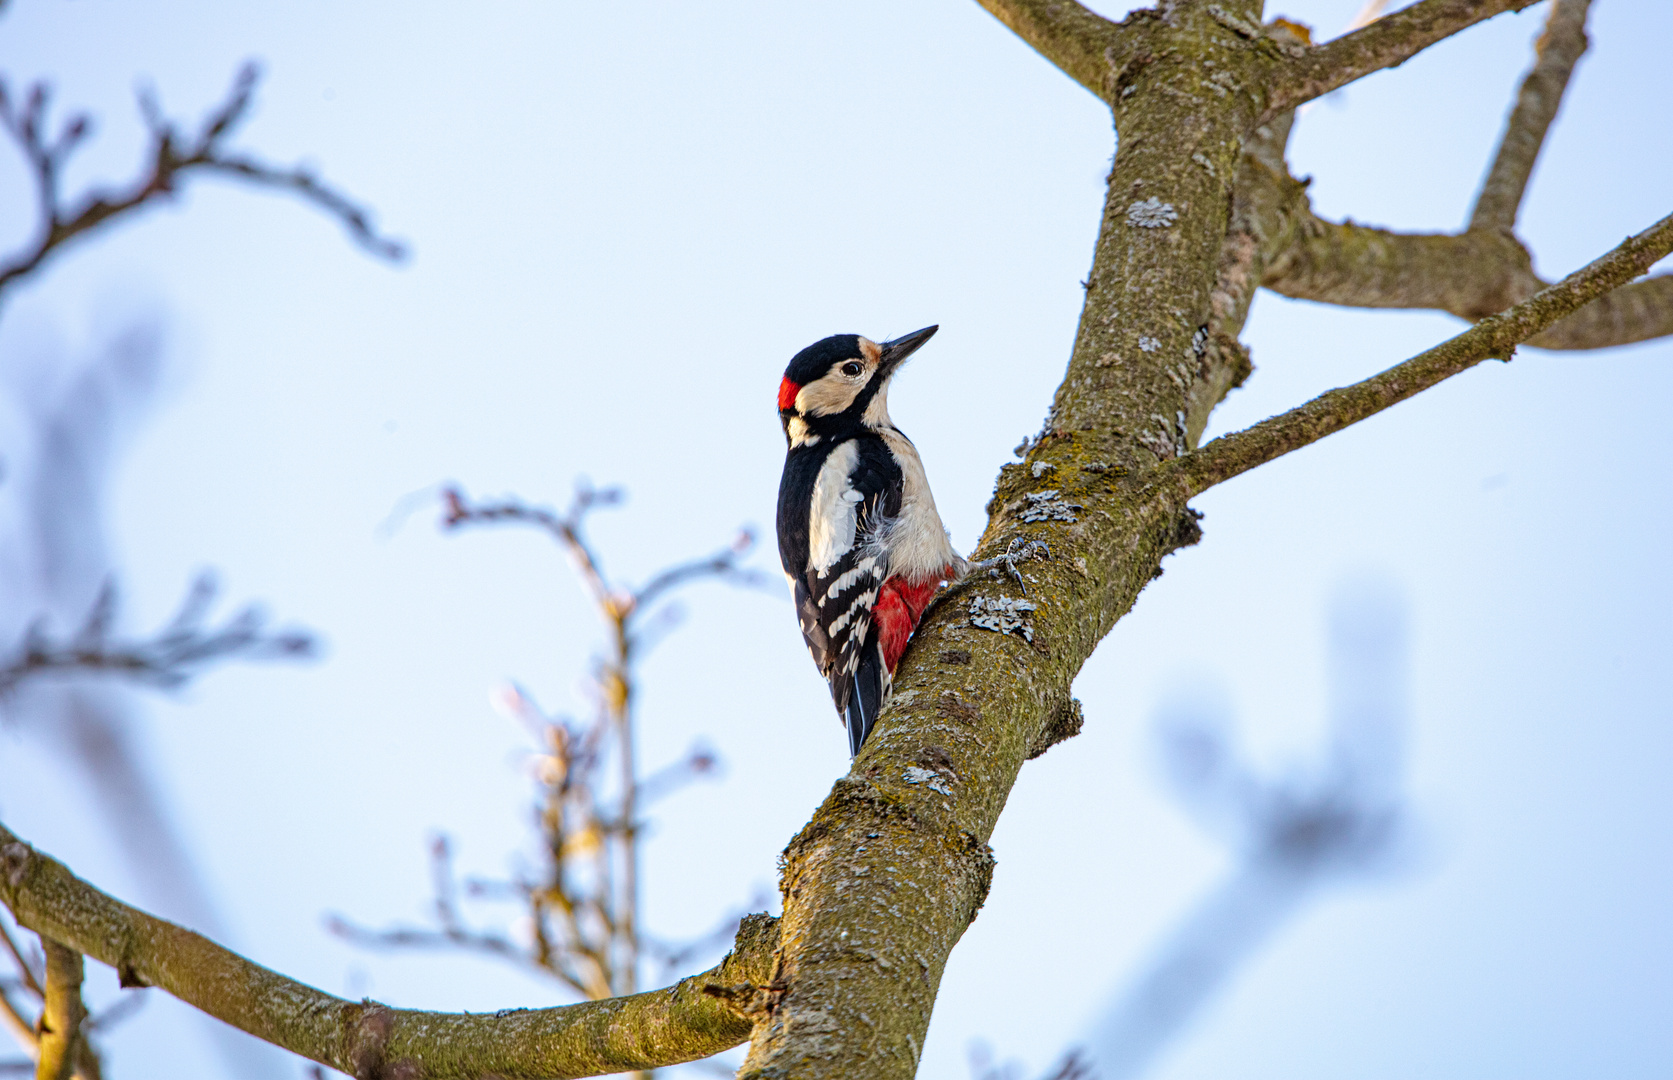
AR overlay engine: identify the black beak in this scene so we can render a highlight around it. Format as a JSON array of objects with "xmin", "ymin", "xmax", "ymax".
[{"xmin": 878, "ymin": 325, "xmax": 938, "ymax": 373}]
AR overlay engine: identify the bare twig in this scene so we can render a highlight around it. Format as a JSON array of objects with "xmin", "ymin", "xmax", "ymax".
[
  {"xmin": 1267, "ymin": 0, "xmax": 1540, "ymax": 120},
  {"xmin": 0, "ymin": 985, "xmax": 34, "ymax": 1067},
  {"xmin": 1180, "ymin": 210, "xmax": 1673, "ymax": 494},
  {"xmin": 1468, "ymin": 0, "xmax": 1592, "ymax": 232},
  {"xmin": 0, "ymin": 62, "xmax": 405, "ymax": 306},
  {"xmin": 0, "ymin": 574, "xmax": 315, "ymax": 697},
  {"xmin": 0, "ymin": 926, "xmax": 42, "ymax": 1000}
]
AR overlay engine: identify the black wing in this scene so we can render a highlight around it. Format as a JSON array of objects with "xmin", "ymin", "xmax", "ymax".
[{"xmin": 783, "ymin": 436, "xmax": 902, "ymax": 751}]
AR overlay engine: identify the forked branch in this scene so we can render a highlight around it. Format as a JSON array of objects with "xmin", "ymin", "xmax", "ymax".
[
  {"xmin": 0, "ymin": 822, "xmax": 778, "ymax": 1080},
  {"xmin": 1178, "ymin": 210, "xmax": 1673, "ymax": 494},
  {"xmin": 1267, "ymin": 0, "xmax": 1539, "ymax": 120},
  {"xmin": 0, "ymin": 62, "xmax": 405, "ymax": 305}
]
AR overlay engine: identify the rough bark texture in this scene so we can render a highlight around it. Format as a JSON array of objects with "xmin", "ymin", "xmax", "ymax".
[{"xmin": 0, "ymin": 825, "xmax": 777, "ymax": 1079}]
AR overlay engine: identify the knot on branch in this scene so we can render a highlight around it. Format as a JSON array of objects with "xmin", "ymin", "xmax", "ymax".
[
  {"xmin": 957, "ymin": 831, "xmax": 998, "ymax": 921},
  {"xmin": 1205, "ymin": 331, "xmax": 1253, "ymax": 390},
  {"xmin": 341, "ymin": 999, "xmax": 396, "ymax": 1080},
  {"xmin": 2, "ymin": 840, "xmax": 31, "ymax": 888},
  {"xmin": 1028, "ymin": 697, "xmax": 1085, "ymax": 760},
  {"xmin": 726, "ymin": 913, "xmax": 781, "ymax": 977},
  {"xmin": 701, "ymin": 979, "xmax": 787, "ymax": 1020},
  {"xmin": 1170, "ymin": 507, "xmax": 1205, "ymax": 552}
]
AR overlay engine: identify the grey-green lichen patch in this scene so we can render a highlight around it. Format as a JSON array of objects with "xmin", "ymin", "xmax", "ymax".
[
  {"xmin": 1019, "ymin": 490, "xmax": 1082, "ymax": 523},
  {"xmin": 968, "ymin": 597, "xmax": 1038, "ymax": 641},
  {"xmin": 1127, "ymin": 197, "xmax": 1178, "ymax": 228},
  {"xmin": 902, "ymin": 767, "xmax": 951, "ymax": 796}
]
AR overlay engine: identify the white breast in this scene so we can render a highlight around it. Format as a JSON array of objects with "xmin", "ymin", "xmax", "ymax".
[{"xmin": 874, "ymin": 426, "xmax": 959, "ymax": 580}]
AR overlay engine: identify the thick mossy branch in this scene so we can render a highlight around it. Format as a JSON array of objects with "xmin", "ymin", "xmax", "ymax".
[
  {"xmin": 1178, "ymin": 211, "xmax": 1673, "ymax": 494},
  {"xmin": 972, "ymin": 0, "xmax": 1126, "ymax": 99},
  {"xmin": 1268, "ymin": 0, "xmax": 1540, "ymax": 119},
  {"xmin": 1263, "ymin": 213, "xmax": 1673, "ymax": 350},
  {"xmin": 1469, "ymin": 0, "xmax": 1591, "ymax": 232},
  {"xmin": 0, "ymin": 823, "xmax": 778, "ymax": 1080}
]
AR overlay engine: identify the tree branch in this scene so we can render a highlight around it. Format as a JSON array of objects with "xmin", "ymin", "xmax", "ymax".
[
  {"xmin": 32, "ymin": 942, "xmax": 85, "ymax": 1080},
  {"xmin": 1266, "ymin": 0, "xmax": 1540, "ymax": 120},
  {"xmin": 971, "ymin": 0, "xmax": 1128, "ymax": 100},
  {"xmin": 1468, "ymin": 0, "xmax": 1591, "ymax": 232},
  {"xmin": 1262, "ymin": 212, "xmax": 1673, "ymax": 350},
  {"xmin": 1175, "ymin": 210, "xmax": 1673, "ymax": 494},
  {"xmin": 0, "ymin": 62, "xmax": 405, "ymax": 307},
  {"xmin": 0, "ymin": 822, "xmax": 779, "ymax": 1080}
]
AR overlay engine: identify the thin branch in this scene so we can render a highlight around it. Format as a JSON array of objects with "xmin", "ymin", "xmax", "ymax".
[
  {"xmin": 441, "ymin": 484, "xmax": 619, "ymax": 609},
  {"xmin": 972, "ymin": 0, "xmax": 1129, "ymax": 100},
  {"xmin": 1, "ymin": 821, "xmax": 780, "ymax": 1080},
  {"xmin": 0, "ymin": 575, "xmax": 316, "ymax": 697},
  {"xmin": 1266, "ymin": 0, "xmax": 1539, "ymax": 120},
  {"xmin": 0, "ymin": 62, "xmax": 405, "ymax": 306},
  {"xmin": 326, "ymin": 837, "xmax": 597, "ymax": 998},
  {"xmin": 32, "ymin": 941, "xmax": 84, "ymax": 1080},
  {"xmin": 0, "ymin": 927, "xmax": 41, "ymax": 1001},
  {"xmin": 631, "ymin": 531, "xmax": 772, "ymax": 617},
  {"xmin": 1176, "ymin": 210, "xmax": 1673, "ymax": 494},
  {"xmin": 325, "ymin": 914, "xmax": 594, "ymax": 999},
  {"xmin": 0, "ymin": 984, "xmax": 33, "ymax": 1067},
  {"xmin": 1468, "ymin": 0, "xmax": 1591, "ymax": 232}
]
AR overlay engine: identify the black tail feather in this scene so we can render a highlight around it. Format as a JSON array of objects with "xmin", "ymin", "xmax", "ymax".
[{"xmin": 844, "ymin": 651, "xmax": 886, "ymax": 756}]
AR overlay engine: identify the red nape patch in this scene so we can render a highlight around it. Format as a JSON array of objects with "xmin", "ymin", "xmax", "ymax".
[
  {"xmin": 777, "ymin": 376, "xmax": 801, "ymax": 413},
  {"xmin": 876, "ymin": 574, "xmax": 948, "ymax": 673}
]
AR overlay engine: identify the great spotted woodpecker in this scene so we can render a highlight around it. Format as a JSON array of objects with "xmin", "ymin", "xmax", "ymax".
[{"xmin": 776, "ymin": 326, "xmax": 965, "ymax": 756}]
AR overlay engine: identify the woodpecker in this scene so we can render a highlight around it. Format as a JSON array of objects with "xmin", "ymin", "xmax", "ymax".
[{"xmin": 776, "ymin": 325, "xmax": 965, "ymax": 756}]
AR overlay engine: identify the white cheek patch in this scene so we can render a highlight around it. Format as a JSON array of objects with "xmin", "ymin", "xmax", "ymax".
[
  {"xmin": 797, "ymin": 373, "xmax": 863, "ymax": 418},
  {"xmin": 808, "ymin": 441, "xmax": 862, "ymax": 574}
]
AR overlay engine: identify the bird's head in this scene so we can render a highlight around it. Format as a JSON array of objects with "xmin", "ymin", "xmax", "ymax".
[{"xmin": 777, "ymin": 325, "xmax": 937, "ymax": 445}]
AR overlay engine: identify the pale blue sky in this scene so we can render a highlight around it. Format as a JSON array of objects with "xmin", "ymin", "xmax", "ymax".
[{"xmin": 1, "ymin": 2, "xmax": 1670, "ymax": 1078}]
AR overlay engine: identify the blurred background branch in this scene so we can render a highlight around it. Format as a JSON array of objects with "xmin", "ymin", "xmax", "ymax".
[
  {"xmin": 0, "ymin": 61, "xmax": 405, "ymax": 307},
  {"xmin": 0, "ymin": 572, "xmax": 314, "ymax": 697},
  {"xmin": 1045, "ymin": 583, "xmax": 1413, "ymax": 1080}
]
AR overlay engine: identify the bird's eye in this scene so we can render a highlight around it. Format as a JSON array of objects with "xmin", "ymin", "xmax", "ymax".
[{"xmin": 841, "ymin": 361, "xmax": 864, "ymax": 377}]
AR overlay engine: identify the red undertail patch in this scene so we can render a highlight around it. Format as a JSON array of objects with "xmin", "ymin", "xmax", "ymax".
[{"xmin": 876, "ymin": 570, "xmax": 956, "ymax": 674}]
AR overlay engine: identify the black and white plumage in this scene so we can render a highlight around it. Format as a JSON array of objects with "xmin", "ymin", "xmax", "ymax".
[{"xmin": 775, "ymin": 326, "xmax": 965, "ymax": 756}]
